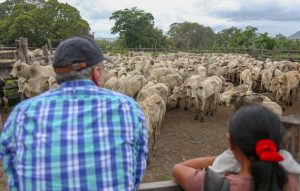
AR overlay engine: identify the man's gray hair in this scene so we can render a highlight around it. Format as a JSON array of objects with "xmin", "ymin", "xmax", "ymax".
[{"xmin": 56, "ymin": 62, "xmax": 104, "ymax": 84}]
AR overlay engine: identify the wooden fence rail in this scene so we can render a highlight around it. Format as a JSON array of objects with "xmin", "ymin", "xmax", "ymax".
[
  {"xmin": 107, "ymin": 47, "xmax": 300, "ymax": 62},
  {"xmin": 138, "ymin": 180, "xmax": 182, "ymax": 191}
]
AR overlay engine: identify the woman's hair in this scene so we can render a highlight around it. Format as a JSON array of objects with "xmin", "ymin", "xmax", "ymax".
[{"xmin": 228, "ymin": 105, "xmax": 286, "ymax": 191}]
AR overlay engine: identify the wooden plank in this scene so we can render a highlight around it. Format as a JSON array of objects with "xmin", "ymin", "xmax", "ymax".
[
  {"xmin": 0, "ymin": 72, "xmax": 12, "ymax": 79},
  {"xmin": 0, "ymin": 51, "xmax": 15, "ymax": 59},
  {"xmin": 42, "ymin": 45, "xmax": 49, "ymax": 64},
  {"xmin": 5, "ymin": 83, "xmax": 18, "ymax": 90},
  {"xmin": 138, "ymin": 180, "xmax": 183, "ymax": 191},
  {"xmin": 33, "ymin": 55, "xmax": 54, "ymax": 62},
  {"xmin": 7, "ymin": 92, "xmax": 20, "ymax": 99},
  {"xmin": 47, "ymin": 39, "xmax": 54, "ymax": 55},
  {"xmin": 0, "ymin": 62, "xmax": 13, "ymax": 69},
  {"xmin": 281, "ymin": 115, "xmax": 300, "ymax": 163},
  {"xmin": 0, "ymin": 47, "xmax": 16, "ymax": 51},
  {"xmin": 4, "ymin": 77, "xmax": 17, "ymax": 81},
  {"xmin": 0, "ymin": 112, "xmax": 2, "ymax": 130}
]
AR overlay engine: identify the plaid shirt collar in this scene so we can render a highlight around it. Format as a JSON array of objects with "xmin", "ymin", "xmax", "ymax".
[{"xmin": 59, "ymin": 79, "xmax": 96, "ymax": 88}]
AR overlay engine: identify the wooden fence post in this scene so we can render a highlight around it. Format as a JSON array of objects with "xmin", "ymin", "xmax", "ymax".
[
  {"xmin": 272, "ymin": 47, "xmax": 276, "ymax": 60},
  {"xmin": 47, "ymin": 39, "xmax": 53, "ymax": 55},
  {"xmin": 42, "ymin": 45, "xmax": 49, "ymax": 64},
  {"xmin": 20, "ymin": 37, "xmax": 29, "ymax": 64},
  {"xmin": 15, "ymin": 37, "xmax": 29, "ymax": 64},
  {"xmin": 0, "ymin": 113, "xmax": 2, "ymax": 131},
  {"xmin": 281, "ymin": 115, "xmax": 300, "ymax": 163}
]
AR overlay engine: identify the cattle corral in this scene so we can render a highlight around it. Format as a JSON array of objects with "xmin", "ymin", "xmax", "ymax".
[{"xmin": 1, "ymin": 50, "xmax": 300, "ymax": 190}]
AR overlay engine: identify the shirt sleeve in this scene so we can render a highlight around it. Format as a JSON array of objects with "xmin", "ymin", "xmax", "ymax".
[
  {"xmin": 186, "ymin": 169, "xmax": 205, "ymax": 191},
  {"xmin": 133, "ymin": 105, "xmax": 149, "ymax": 188},
  {"xmin": 0, "ymin": 107, "xmax": 21, "ymax": 190}
]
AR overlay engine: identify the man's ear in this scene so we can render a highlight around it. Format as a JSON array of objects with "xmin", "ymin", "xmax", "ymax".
[{"xmin": 91, "ymin": 65, "xmax": 104, "ymax": 87}]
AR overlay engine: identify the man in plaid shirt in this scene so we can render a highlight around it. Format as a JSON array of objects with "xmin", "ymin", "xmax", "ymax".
[{"xmin": 0, "ymin": 37, "xmax": 148, "ymax": 191}]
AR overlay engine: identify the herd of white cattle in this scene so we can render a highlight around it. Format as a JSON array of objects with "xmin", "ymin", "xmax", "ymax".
[{"xmin": 10, "ymin": 51, "xmax": 300, "ymax": 153}]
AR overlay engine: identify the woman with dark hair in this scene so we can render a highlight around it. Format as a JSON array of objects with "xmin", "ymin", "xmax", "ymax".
[{"xmin": 172, "ymin": 106, "xmax": 298, "ymax": 191}]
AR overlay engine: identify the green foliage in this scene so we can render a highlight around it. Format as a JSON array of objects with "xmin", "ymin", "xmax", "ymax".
[
  {"xmin": 215, "ymin": 26, "xmax": 300, "ymax": 50},
  {"xmin": 0, "ymin": 0, "xmax": 90, "ymax": 47},
  {"xmin": 167, "ymin": 22, "xmax": 215, "ymax": 49},
  {"xmin": 253, "ymin": 32, "xmax": 276, "ymax": 50},
  {"xmin": 110, "ymin": 7, "xmax": 168, "ymax": 48},
  {"xmin": 96, "ymin": 39, "xmax": 113, "ymax": 50},
  {"xmin": 215, "ymin": 26, "xmax": 257, "ymax": 48},
  {"xmin": 96, "ymin": 39, "xmax": 120, "ymax": 52}
]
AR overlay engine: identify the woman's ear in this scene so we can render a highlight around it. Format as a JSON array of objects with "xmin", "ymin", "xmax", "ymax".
[{"xmin": 91, "ymin": 65, "xmax": 104, "ymax": 87}]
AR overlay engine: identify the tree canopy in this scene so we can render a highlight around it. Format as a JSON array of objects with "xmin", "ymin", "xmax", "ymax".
[
  {"xmin": 0, "ymin": 0, "xmax": 90, "ymax": 46},
  {"xmin": 110, "ymin": 7, "xmax": 167, "ymax": 48},
  {"xmin": 167, "ymin": 22, "xmax": 215, "ymax": 49},
  {"xmin": 214, "ymin": 26, "xmax": 300, "ymax": 50}
]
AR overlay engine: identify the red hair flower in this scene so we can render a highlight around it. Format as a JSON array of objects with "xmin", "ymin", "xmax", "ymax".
[{"xmin": 256, "ymin": 139, "xmax": 284, "ymax": 162}]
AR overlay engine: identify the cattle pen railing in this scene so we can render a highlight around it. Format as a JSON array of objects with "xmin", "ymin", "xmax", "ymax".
[
  {"xmin": 137, "ymin": 115, "xmax": 300, "ymax": 191},
  {"xmin": 107, "ymin": 47, "xmax": 300, "ymax": 63}
]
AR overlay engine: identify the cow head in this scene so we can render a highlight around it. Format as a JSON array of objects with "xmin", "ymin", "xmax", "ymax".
[
  {"xmin": 270, "ymin": 78, "xmax": 279, "ymax": 92},
  {"xmin": 167, "ymin": 94, "xmax": 178, "ymax": 109},
  {"xmin": 150, "ymin": 60, "xmax": 154, "ymax": 65},
  {"xmin": 11, "ymin": 60, "xmax": 30, "ymax": 79}
]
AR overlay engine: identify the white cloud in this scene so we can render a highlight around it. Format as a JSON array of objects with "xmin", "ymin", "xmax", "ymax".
[{"xmin": 0, "ymin": 0, "xmax": 299, "ymax": 37}]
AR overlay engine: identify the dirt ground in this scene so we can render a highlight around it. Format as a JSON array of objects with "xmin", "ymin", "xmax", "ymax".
[{"xmin": 0, "ymin": 93, "xmax": 300, "ymax": 189}]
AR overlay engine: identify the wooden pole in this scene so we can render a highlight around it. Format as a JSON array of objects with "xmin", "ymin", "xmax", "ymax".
[
  {"xmin": 47, "ymin": 39, "xmax": 53, "ymax": 55},
  {"xmin": 15, "ymin": 38, "xmax": 28, "ymax": 64},
  {"xmin": 281, "ymin": 115, "xmax": 300, "ymax": 163},
  {"xmin": 42, "ymin": 44, "xmax": 49, "ymax": 64},
  {"xmin": 20, "ymin": 37, "xmax": 29, "ymax": 64},
  {"xmin": 0, "ymin": 112, "xmax": 2, "ymax": 130}
]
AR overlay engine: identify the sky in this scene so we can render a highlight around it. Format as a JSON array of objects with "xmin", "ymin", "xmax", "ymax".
[{"xmin": 2, "ymin": 0, "xmax": 300, "ymax": 38}]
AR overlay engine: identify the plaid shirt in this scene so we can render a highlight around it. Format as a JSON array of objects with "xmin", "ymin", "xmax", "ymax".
[{"xmin": 0, "ymin": 79, "xmax": 148, "ymax": 191}]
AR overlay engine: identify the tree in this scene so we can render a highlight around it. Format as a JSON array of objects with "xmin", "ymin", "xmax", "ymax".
[
  {"xmin": 239, "ymin": 26, "xmax": 257, "ymax": 48},
  {"xmin": 215, "ymin": 27, "xmax": 242, "ymax": 48},
  {"xmin": 215, "ymin": 26, "xmax": 258, "ymax": 49},
  {"xmin": 275, "ymin": 33, "xmax": 286, "ymax": 40},
  {"xmin": 253, "ymin": 32, "xmax": 275, "ymax": 50},
  {"xmin": 35, "ymin": 0, "xmax": 90, "ymax": 45},
  {"xmin": 110, "ymin": 7, "xmax": 167, "ymax": 48},
  {"xmin": 167, "ymin": 22, "xmax": 215, "ymax": 49},
  {"xmin": 0, "ymin": 0, "xmax": 90, "ymax": 46}
]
